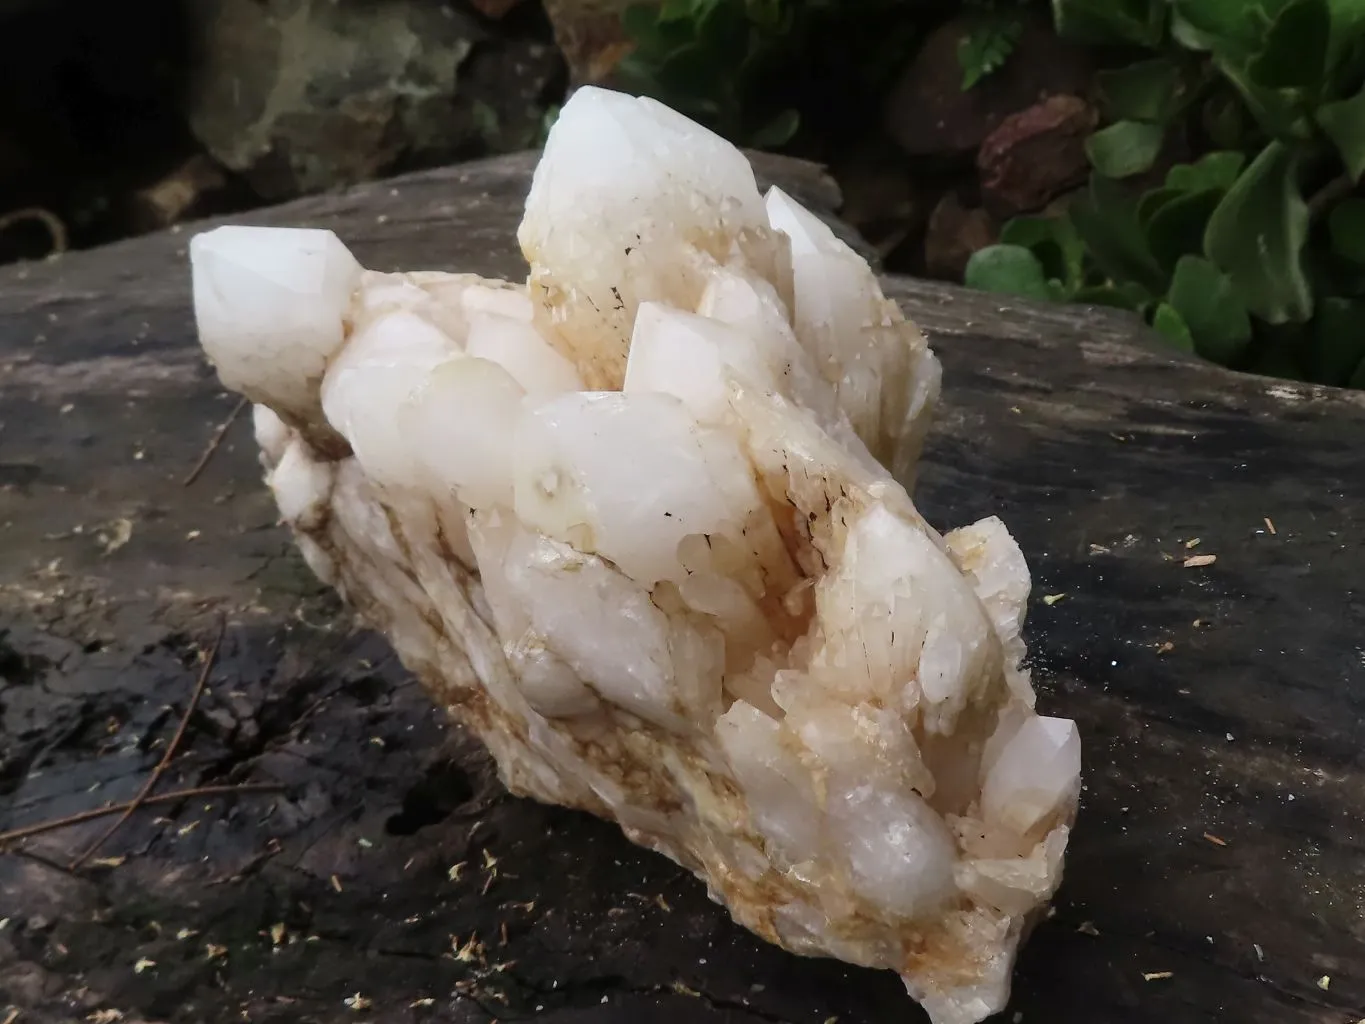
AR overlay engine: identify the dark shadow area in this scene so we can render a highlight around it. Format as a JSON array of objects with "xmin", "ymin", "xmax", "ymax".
[{"xmin": 385, "ymin": 757, "xmax": 476, "ymax": 835}]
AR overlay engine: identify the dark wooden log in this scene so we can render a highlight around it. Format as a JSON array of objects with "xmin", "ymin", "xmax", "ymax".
[{"xmin": 1, "ymin": 150, "xmax": 1362, "ymax": 1024}]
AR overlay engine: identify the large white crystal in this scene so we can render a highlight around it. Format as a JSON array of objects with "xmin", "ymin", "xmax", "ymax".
[{"xmin": 189, "ymin": 85, "xmax": 1082, "ymax": 1024}]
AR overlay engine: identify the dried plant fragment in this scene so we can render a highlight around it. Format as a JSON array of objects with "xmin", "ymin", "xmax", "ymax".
[{"xmin": 189, "ymin": 86, "xmax": 1082, "ymax": 1024}]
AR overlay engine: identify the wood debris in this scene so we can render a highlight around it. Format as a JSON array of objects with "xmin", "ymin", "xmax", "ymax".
[
  {"xmin": 1264, "ymin": 516, "xmax": 1276, "ymax": 535},
  {"xmin": 1077, "ymin": 921, "xmax": 1099, "ymax": 936},
  {"xmin": 480, "ymin": 849, "xmax": 500, "ymax": 893},
  {"xmin": 133, "ymin": 958, "xmax": 156, "ymax": 974},
  {"xmin": 330, "ymin": 874, "xmax": 343, "ymax": 892},
  {"xmin": 1203, "ymin": 832, "xmax": 1227, "ymax": 847},
  {"xmin": 448, "ymin": 861, "xmax": 467, "ymax": 881},
  {"xmin": 1184, "ymin": 538, "xmax": 1201, "ymax": 548},
  {"xmin": 452, "ymin": 933, "xmax": 484, "ymax": 962},
  {"xmin": 1042, "ymin": 593, "xmax": 1066, "ymax": 606},
  {"xmin": 1183, "ymin": 554, "xmax": 1217, "ymax": 568},
  {"xmin": 69, "ymin": 618, "xmax": 226, "ymax": 869},
  {"xmin": 1141, "ymin": 971, "xmax": 1172, "ymax": 981},
  {"xmin": 343, "ymin": 993, "xmax": 371, "ymax": 1011},
  {"xmin": 1317, "ymin": 975, "xmax": 1330, "ymax": 990},
  {"xmin": 1155, "ymin": 641, "xmax": 1174, "ymax": 654},
  {"xmin": 183, "ymin": 396, "xmax": 248, "ymax": 486}
]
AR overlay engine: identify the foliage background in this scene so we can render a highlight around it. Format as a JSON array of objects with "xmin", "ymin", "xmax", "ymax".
[{"xmin": 617, "ymin": 0, "xmax": 1365, "ymax": 390}]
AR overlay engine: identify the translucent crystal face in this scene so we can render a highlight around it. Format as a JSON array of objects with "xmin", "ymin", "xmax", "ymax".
[{"xmin": 190, "ymin": 85, "xmax": 1082, "ymax": 1024}]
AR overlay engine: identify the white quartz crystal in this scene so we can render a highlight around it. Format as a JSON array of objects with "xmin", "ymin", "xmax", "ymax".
[{"xmin": 189, "ymin": 86, "xmax": 1082, "ymax": 1024}]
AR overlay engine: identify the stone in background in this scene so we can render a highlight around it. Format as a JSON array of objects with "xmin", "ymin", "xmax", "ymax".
[{"xmin": 186, "ymin": 0, "xmax": 560, "ymax": 200}]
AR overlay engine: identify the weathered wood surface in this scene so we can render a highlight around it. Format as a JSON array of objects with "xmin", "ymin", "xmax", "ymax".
[{"xmin": 1, "ymin": 150, "xmax": 1363, "ymax": 1024}]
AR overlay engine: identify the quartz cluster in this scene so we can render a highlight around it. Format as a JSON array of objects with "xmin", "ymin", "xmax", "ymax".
[{"xmin": 189, "ymin": 86, "xmax": 1082, "ymax": 1024}]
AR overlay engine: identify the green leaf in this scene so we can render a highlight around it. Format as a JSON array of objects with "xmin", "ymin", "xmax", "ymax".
[
  {"xmin": 964, "ymin": 245, "xmax": 1055, "ymax": 301},
  {"xmin": 1308, "ymin": 297, "xmax": 1365, "ymax": 384},
  {"xmin": 1326, "ymin": 0, "xmax": 1365, "ymax": 68},
  {"xmin": 1170, "ymin": 0, "xmax": 1269, "ymax": 57},
  {"xmin": 1247, "ymin": 0, "xmax": 1331, "ymax": 90},
  {"xmin": 1070, "ymin": 174, "xmax": 1167, "ymax": 294},
  {"xmin": 1204, "ymin": 141, "xmax": 1313, "ymax": 323},
  {"xmin": 1086, "ymin": 121, "xmax": 1165, "ymax": 178},
  {"xmin": 999, "ymin": 215, "xmax": 1086, "ymax": 292},
  {"xmin": 1217, "ymin": 58, "xmax": 1315, "ymax": 140},
  {"xmin": 1146, "ymin": 188, "xmax": 1225, "ymax": 273},
  {"xmin": 958, "ymin": 17, "xmax": 1024, "ymax": 90},
  {"xmin": 1172, "ymin": 0, "xmax": 1317, "ymax": 139},
  {"xmin": 1167, "ymin": 255, "xmax": 1253, "ymax": 363},
  {"xmin": 1152, "ymin": 302, "xmax": 1197, "ymax": 351},
  {"xmin": 1052, "ymin": 0, "xmax": 1166, "ymax": 47},
  {"xmin": 748, "ymin": 108, "xmax": 800, "ymax": 149},
  {"xmin": 1165, "ymin": 151, "xmax": 1246, "ymax": 191},
  {"xmin": 1317, "ymin": 83, "xmax": 1365, "ymax": 180},
  {"xmin": 1097, "ymin": 59, "xmax": 1185, "ymax": 122},
  {"xmin": 1137, "ymin": 187, "xmax": 1186, "ymax": 225}
]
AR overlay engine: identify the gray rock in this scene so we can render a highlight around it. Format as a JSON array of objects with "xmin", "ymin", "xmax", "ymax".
[{"xmin": 185, "ymin": 0, "xmax": 487, "ymax": 199}]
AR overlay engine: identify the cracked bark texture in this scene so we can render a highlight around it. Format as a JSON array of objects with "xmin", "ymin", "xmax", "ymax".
[{"xmin": 2, "ymin": 151, "xmax": 1364, "ymax": 1024}]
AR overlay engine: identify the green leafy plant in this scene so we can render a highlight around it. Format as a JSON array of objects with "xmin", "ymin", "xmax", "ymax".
[
  {"xmin": 959, "ymin": 17, "xmax": 1023, "ymax": 89},
  {"xmin": 616, "ymin": 0, "xmax": 801, "ymax": 146},
  {"xmin": 957, "ymin": 0, "xmax": 1029, "ymax": 89},
  {"xmin": 616, "ymin": 0, "xmax": 917, "ymax": 150},
  {"xmin": 965, "ymin": 0, "xmax": 1365, "ymax": 387}
]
